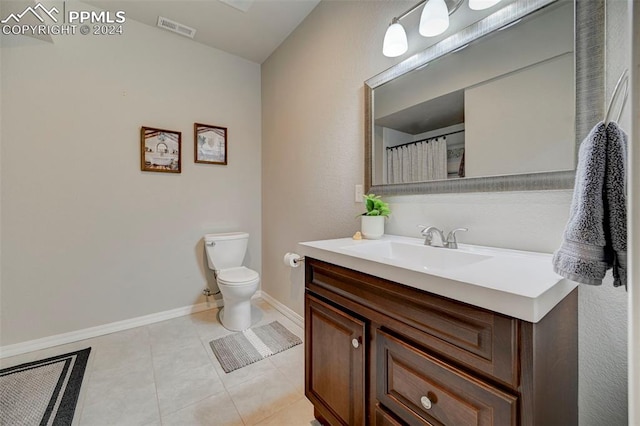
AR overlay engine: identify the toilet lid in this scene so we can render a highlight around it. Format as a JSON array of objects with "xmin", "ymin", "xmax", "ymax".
[{"xmin": 218, "ymin": 267, "xmax": 259, "ymax": 284}]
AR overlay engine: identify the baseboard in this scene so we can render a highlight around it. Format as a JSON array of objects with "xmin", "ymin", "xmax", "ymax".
[
  {"xmin": 1, "ymin": 292, "xmax": 303, "ymax": 359},
  {"xmin": 0, "ymin": 299, "xmax": 223, "ymax": 359},
  {"xmin": 258, "ymin": 290, "xmax": 304, "ymax": 329}
]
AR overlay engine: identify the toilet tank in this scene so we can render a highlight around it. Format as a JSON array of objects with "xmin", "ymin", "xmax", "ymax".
[{"xmin": 204, "ymin": 232, "xmax": 249, "ymax": 271}]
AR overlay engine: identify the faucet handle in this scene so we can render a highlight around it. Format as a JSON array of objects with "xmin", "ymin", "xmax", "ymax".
[{"xmin": 446, "ymin": 228, "xmax": 468, "ymax": 248}]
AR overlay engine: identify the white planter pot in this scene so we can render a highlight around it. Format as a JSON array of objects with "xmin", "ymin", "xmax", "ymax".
[{"xmin": 361, "ymin": 215, "xmax": 385, "ymax": 240}]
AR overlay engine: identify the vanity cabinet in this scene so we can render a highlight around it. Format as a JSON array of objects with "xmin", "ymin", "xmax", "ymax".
[{"xmin": 304, "ymin": 258, "xmax": 577, "ymax": 426}]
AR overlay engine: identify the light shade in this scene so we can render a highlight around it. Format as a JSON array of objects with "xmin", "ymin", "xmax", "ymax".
[
  {"xmin": 419, "ymin": 0, "xmax": 449, "ymax": 37},
  {"xmin": 468, "ymin": 0, "xmax": 501, "ymax": 10},
  {"xmin": 383, "ymin": 21, "xmax": 408, "ymax": 57}
]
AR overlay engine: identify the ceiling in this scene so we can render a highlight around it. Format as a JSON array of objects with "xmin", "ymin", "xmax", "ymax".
[
  {"xmin": 375, "ymin": 90, "xmax": 465, "ymax": 135},
  {"xmin": 84, "ymin": 0, "xmax": 321, "ymax": 64}
]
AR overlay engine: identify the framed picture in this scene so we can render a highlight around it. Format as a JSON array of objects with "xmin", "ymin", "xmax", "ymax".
[
  {"xmin": 141, "ymin": 127, "xmax": 181, "ymax": 173},
  {"xmin": 194, "ymin": 123, "xmax": 227, "ymax": 165}
]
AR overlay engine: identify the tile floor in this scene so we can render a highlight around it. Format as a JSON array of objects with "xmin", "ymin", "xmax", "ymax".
[{"xmin": 0, "ymin": 299, "xmax": 317, "ymax": 426}]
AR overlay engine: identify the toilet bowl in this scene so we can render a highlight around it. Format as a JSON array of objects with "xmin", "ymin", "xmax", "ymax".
[{"xmin": 204, "ymin": 232, "xmax": 260, "ymax": 331}]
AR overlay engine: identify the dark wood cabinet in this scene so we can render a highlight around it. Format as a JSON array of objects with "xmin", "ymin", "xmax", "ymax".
[
  {"xmin": 376, "ymin": 329, "xmax": 517, "ymax": 426},
  {"xmin": 305, "ymin": 294, "xmax": 366, "ymax": 425},
  {"xmin": 305, "ymin": 258, "xmax": 577, "ymax": 426}
]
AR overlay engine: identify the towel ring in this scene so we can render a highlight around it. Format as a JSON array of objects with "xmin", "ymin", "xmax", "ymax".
[{"xmin": 605, "ymin": 69, "xmax": 629, "ymax": 124}]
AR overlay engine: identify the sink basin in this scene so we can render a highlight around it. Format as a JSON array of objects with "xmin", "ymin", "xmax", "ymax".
[
  {"xmin": 298, "ymin": 235, "xmax": 577, "ymax": 323},
  {"xmin": 341, "ymin": 241, "xmax": 491, "ymax": 271}
]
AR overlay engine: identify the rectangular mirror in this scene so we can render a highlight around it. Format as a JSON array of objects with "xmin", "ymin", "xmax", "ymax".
[{"xmin": 365, "ymin": 0, "xmax": 604, "ymax": 195}]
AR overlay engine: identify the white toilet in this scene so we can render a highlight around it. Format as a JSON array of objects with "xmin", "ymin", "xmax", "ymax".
[{"xmin": 204, "ymin": 232, "xmax": 260, "ymax": 331}]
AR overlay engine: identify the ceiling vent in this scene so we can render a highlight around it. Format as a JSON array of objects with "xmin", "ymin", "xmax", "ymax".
[{"xmin": 157, "ymin": 16, "xmax": 196, "ymax": 39}]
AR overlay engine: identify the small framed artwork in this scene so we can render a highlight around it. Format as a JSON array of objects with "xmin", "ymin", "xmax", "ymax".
[
  {"xmin": 194, "ymin": 123, "xmax": 227, "ymax": 165},
  {"xmin": 141, "ymin": 127, "xmax": 182, "ymax": 173}
]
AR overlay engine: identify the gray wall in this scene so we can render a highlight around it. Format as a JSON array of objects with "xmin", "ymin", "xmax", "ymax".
[
  {"xmin": 0, "ymin": 4, "xmax": 262, "ymax": 346},
  {"xmin": 261, "ymin": 1, "xmax": 628, "ymax": 424}
]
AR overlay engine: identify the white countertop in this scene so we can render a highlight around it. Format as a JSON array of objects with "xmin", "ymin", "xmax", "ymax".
[{"xmin": 298, "ymin": 235, "xmax": 577, "ymax": 323}]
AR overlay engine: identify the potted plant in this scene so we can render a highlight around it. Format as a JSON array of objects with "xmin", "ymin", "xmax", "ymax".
[{"xmin": 360, "ymin": 194, "xmax": 390, "ymax": 239}]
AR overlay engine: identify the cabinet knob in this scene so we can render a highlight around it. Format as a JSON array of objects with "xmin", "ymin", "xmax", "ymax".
[
  {"xmin": 420, "ymin": 396, "xmax": 432, "ymax": 410},
  {"xmin": 352, "ymin": 338, "xmax": 360, "ymax": 348}
]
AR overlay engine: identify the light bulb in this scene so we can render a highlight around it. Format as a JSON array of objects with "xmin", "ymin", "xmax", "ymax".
[
  {"xmin": 468, "ymin": 0, "xmax": 501, "ymax": 11},
  {"xmin": 383, "ymin": 20, "xmax": 408, "ymax": 57},
  {"xmin": 419, "ymin": 0, "xmax": 450, "ymax": 37}
]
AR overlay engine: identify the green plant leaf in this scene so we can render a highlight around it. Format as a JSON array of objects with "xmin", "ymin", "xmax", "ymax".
[
  {"xmin": 361, "ymin": 193, "xmax": 391, "ymax": 217},
  {"xmin": 365, "ymin": 198, "xmax": 374, "ymax": 212}
]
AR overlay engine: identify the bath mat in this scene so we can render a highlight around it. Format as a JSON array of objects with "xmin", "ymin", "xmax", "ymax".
[
  {"xmin": 0, "ymin": 347, "xmax": 91, "ymax": 426},
  {"xmin": 210, "ymin": 321, "xmax": 302, "ymax": 373}
]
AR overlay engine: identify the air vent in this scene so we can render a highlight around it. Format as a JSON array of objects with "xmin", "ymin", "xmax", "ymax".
[{"xmin": 157, "ymin": 16, "xmax": 196, "ymax": 39}]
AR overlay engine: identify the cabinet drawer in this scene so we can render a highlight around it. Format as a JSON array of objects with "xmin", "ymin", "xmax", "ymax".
[
  {"xmin": 306, "ymin": 259, "xmax": 518, "ymax": 387},
  {"xmin": 376, "ymin": 329, "xmax": 517, "ymax": 426}
]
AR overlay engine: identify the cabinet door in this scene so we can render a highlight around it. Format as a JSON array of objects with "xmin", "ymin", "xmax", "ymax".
[{"xmin": 305, "ymin": 293, "xmax": 366, "ymax": 426}]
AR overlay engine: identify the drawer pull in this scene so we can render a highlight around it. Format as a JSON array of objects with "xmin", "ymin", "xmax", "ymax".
[
  {"xmin": 352, "ymin": 338, "xmax": 360, "ymax": 348},
  {"xmin": 420, "ymin": 396, "xmax": 432, "ymax": 410}
]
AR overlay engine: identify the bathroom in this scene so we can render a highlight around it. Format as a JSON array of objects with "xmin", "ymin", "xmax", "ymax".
[{"xmin": 0, "ymin": 0, "xmax": 637, "ymax": 425}]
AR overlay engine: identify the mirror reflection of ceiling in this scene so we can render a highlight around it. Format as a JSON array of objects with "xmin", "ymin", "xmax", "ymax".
[
  {"xmin": 375, "ymin": 2, "xmax": 573, "ymax": 136},
  {"xmin": 375, "ymin": 90, "xmax": 465, "ymax": 135}
]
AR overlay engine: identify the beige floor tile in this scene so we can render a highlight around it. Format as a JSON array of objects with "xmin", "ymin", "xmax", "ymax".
[
  {"xmin": 151, "ymin": 338, "xmax": 211, "ymax": 376},
  {"xmin": 92, "ymin": 326, "xmax": 149, "ymax": 348},
  {"xmin": 227, "ymin": 368, "xmax": 301, "ymax": 425},
  {"xmin": 253, "ymin": 298, "xmax": 276, "ymax": 312},
  {"xmin": 2, "ymin": 298, "xmax": 308, "ymax": 426},
  {"xmin": 277, "ymin": 361, "xmax": 305, "ymax": 395},
  {"xmin": 91, "ymin": 327, "xmax": 151, "ymax": 372},
  {"xmin": 83, "ymin": 360, "xmax": 156, "ymax": 401},
  {"xmin": 270, "ymin": 345, "xmax": 305, "ymax": 393},
  {"xmin": 190, "ymin": 310, "xmax": 238, "ymax": 343},
  {"xmin": 254, "ymin": 397, "xmax": 316, "ymax": 426},
  {"xmin": 148, "ymin": 316, "xmax": 202, "ymax": 353},
  {"xmin": 161, "ymin": 392, "xmax": 244, "ymax": 426},
  {"xmin": 79, "ymin": 381, "xmax": 160, "ymax": 426},
  {"xmin": 269, "ymin": 344, "xmax": 304, "ymax": 370},
  {"xmin": 156, "ymin": 362, "xmax": 226, "ymax": 415}
]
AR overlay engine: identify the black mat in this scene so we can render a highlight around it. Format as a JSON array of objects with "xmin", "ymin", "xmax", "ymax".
[{"xmin": 0, "ymin": 347, "xmax": 91, "ymax": 426}]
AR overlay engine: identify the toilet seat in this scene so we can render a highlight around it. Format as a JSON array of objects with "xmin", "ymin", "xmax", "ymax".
[{"xmin": 217, "ymin": 267, "xmax": 259, "ymax": 285}]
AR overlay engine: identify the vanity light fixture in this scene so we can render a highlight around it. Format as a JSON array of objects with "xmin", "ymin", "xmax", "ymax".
[
  {"xmin": 382, "ymin": 0, "xmax": 501, "ymax": 57},
  {"xmin": 468, "ymin": 0, "xmax": 502, "ymax": 10},
  {"xmin": 419, "ymin": 0, "xmax": 450, "ymax": 37},
  {"xmin": 382, "ymin": 18, "xmax": 408, "ymax": 57}
]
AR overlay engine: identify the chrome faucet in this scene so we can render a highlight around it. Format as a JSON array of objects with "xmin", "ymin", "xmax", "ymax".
[
  {"xmin": 419, "ymin": 226, "xmax": 446, "ymax": 247},
  {"xmin": 418, "ymin": 226, "xmax": 468, "ymax": 249}
]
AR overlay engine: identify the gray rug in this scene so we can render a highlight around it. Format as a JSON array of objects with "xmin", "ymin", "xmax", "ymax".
[
  {"xmin": 210, "ymin": 321, "xmax": 302, "ymax": 373},
  {"xmin": 0, "ymin": 348, "xmax": 91, "ymax": 426}
]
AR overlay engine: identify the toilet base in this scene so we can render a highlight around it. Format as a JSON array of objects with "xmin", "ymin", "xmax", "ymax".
[{"xmin": 220, "ymin": 301, "xmax": 253, "ymax": 331}]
